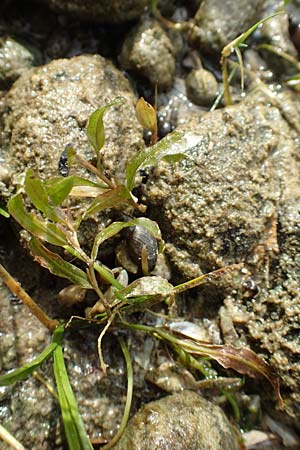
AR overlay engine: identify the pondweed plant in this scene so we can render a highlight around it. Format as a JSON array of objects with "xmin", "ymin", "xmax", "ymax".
[{"xmin": 0, "ymin": 98, "xmax": 284, "ymax": 450}]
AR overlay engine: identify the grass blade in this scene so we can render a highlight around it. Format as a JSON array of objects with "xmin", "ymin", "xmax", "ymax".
[
  {"xmin": 0, "ymin": 325, "xmax": 64, "ymax": 386},
  {"xmin": 53, "ymin": 330, "xmax": 94, "ymax": 450},
  {"xmin": 102, "ymin": 337, "xmax": 133, "ymax": 449},
  {"xmin": 0, "ymin": 424, "xmax": 26, "ymax": 450}
]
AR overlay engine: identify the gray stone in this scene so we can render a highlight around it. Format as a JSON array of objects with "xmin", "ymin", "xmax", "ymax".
[
  {"xmin": 1, "ymin": 54, "xmax": 143, "ymax": 192},
  {"xmin": 185, "ymin": 68, "xmax": 219, "ymax": 106},
  {"xmin": 145, "ymin": 88, "xmax": 300, "ymax": 421},
  {"xmin": 0, "ymin": 37, "xmax": 41, "ymax": 87},
  {"xmin": 120, "ymin": 19, "xmax": 176, "ymax": 91},
  {"xmin": 113, "ymin": 390, "xmax": 239, "ymax": 450},
  {"xmin": 189, "ymin": 0, "xmax": 264, "ymax": 53}
]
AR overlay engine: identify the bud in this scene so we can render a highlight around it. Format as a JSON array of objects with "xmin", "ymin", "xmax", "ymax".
[{"xmin": 135, "ymin": 97, "xmax": 157, "ymax": 131}]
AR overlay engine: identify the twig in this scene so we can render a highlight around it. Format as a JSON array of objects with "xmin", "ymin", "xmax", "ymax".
[{"xmin": 0, "ymin": 264, "xmax": 58, "ymax": 331}]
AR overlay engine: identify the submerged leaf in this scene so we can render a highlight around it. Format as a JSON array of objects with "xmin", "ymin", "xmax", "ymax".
[
  {"xmin": 8, "ymin": 193, "xmax": 69, "ymax": 247},
  {"xmin": 45, "ymin": 176, "xmax": 75, "ymax": 206},
  {"xmin": 87, "ymin": 97, "xmax": 125, "ymax": 155},
  {"xmin": 178, "ymin": 338, "xmax": 284, "ymax": 409},
  {"xmin": 29, "ymin": 238, "xmax": 92, "ymax": 288},
  {"xmin": 83, "ymin": 184, "xmax": 134, "ymax": 219},
  {"xmin": 24, "ymin": 170, "xmax": 64, "ymax": 222},
  {"xmin": 91, "ymin": 217, "xmax": 161, "ymax": 261},
  {"xmin": 126, "ymin": 130, "xmax": 200, "ymax": 190},
  {"xmin": 116, "ymin": 276, "xmax": 174, "ymax": 314}
]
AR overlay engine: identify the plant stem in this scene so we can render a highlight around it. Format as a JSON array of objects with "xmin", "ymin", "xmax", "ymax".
[
  {"xmin": 0, "ymin": 424, "xmax": 26, "ymax": 450},
  {"xmin": 0, "ymin": 264, "xmax": 58, "ymax": 331},
  {"xmin": 75, "ymin": 153, "xmax": 116, "ymax": 189}
]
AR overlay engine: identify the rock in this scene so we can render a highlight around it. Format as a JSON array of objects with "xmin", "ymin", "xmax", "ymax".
[
  {"xmin": 1, "ymin": 54, "xmax": 143, "ymax": 192},
  {"xmin": 120, "ymin": 19, "xmax": 176, "ymax": 91},
  {"xmin": 189, "ymin": 0, "xmax": 264, "ymax": 53},
  {"xmin": 38, "ymin": 0, "xmax": 149, "ymax": 24},
  {"xmin": 113, "ymin": 390, "xmax": 239, "ymax": 450},
  {"xmin": 0, "ymin": 36, "xmax": 41, "ymax": 87},
  {"xmin": 185, "ymin": 68, "xmax": 219, "ymax": 106},
  {"xmin": 145, "ymin": 88, "xmax": 300, "ymax": 421}
]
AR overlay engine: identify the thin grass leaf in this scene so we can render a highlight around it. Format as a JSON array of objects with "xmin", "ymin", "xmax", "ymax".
[
  {"xmin": 126, "ymin": 131, "xmax": 200, "ymax": 191},
  {"xmin": 24, "ymin": 170, "xmax": 64, "ymax": 222},
  {"xmin": 8, "ymin": 193, "xmax": 69, "ymax": 247},
  {"xmin": 0, "ymin": 207, "xmax": 9, "ymax": 218},
  {"xmin": 234, "ymin": 46, "xmax": 245, "ymax": 92},
  {"xmin": 53, "ymin": 330, "xmax": 94, "ymax": 450},
  {"xmin": 87, "ymin": 97, "xmax": 125, "ymax": 156},
  {"xmin": 29, "ymin": 238, "xmax": 92, "ymax": 288},
  {"xmin": 101, "ymin": 337, "xmax": 133, "ymax": 449},
  {"xmin": 221, "ymin": 11, "xmax": 283, "ymax": 105},
  {"xmin": 91, "ymin": 217, "xmax": 161, "ymax": 261},
  {"xmin": 0, "ymin": 325, "xmax": 64, "ymax": 386},
  {"xmin": 0, "ymin": 424, "xmax": 26, "ymax": 450}
]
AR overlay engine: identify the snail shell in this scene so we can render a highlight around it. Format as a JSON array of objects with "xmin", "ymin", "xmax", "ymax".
[{"xmin": 125, "ymin": 225, "xmax": 158, "ymax": 274}]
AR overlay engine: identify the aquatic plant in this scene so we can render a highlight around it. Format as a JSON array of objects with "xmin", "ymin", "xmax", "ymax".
[{"xmin": 0, "ymin": 98, "xmax": 283, "ymax": 450}]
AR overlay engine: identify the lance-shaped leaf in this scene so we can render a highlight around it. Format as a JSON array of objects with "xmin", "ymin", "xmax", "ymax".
[
  {"xmin": 45, "ymin": 175, "xmax": 106, "ymax": 206},
  {"xmin": 177, "ymin": 338, "xmax": 284, "ymax": 409},
  {"xmin": 83, "ymin": 184, "xmax": 134, "ymax": 219},
  {"xmin": 8, "ymin": 193, "xmax": 69, "ymax": 247},
  {"xmin": 126, "ymin": 130, "xmax": 201, "ymax": 191},
  {"xmin": 0, "ymin": 325, "xmax": 64, "ymax": 386},
  {"xmin": 91, "ymin": 217, "xmax": 161, "ymax": 261},
  {"xmin": 29, "ymin": 238, "xmax": 92, "ymax": 288},
  {"xmin": 53, "ymin": 330, "xmax": 94, "ymax": 450},
  {"xmin": 45, "ymin": 175, "xmax": 75, "ymax": 206},
  {"xmin": 24, "ymin": 170, "xmax": 64, "ymax": 222},
  {"xmin": 87, "ymin": 97, "xmax": 125, "ymax": 156},
  {"xmin": 116, "ymin": 276, "xmax": 174, "ymax": 314}
]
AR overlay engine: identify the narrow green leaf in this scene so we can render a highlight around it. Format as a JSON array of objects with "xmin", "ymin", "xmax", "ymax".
[
  {"xmin": 29, "ymin": 238, "xmax": 92, "ymax": 288},
  {"xmin": 83, "ymin": 184, "xmax": 133, "ymax": 219},
  {"xmin": 0, "ymin": 325, "xmax": 64, "ymax": 386},
  {"xmin": 25, "ymin": 170, "xmax": 64, "ymax": 222},
  {"xmin": 53, "ymin": 335, "xmax": 94, "ymax": 450},
  {"xmin": 87, "ymin": 97, "xmax": 125, "ymax": 155},
  {"xmin": 0, "ymin": 207, "xmax": 9, "ymax": 218},
  {"xmin": 126, "ymin": 131, "xmax": 200, "ymax": 191},
  {"xmin": 45, "ymin": 176, "xmax": 75, "ymax": 206},
  {"xmin": 8, "ymin": 193, "xmax": 69, "ymax": 247}
]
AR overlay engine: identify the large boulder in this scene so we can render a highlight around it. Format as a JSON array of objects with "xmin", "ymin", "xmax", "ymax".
[{"xmin": 145, "ymin": 89, "xmax": 300, "ymax": 421}]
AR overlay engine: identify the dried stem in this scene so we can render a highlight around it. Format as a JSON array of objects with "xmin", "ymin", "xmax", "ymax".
[{"xmin": 0, "ymin": 264, "xmax": 58, "ymax": 331}]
